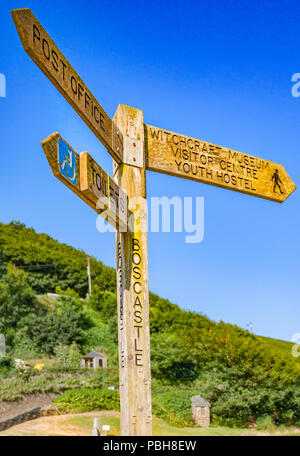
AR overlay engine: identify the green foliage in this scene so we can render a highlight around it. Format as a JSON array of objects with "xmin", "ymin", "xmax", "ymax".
[
  {"xmin": 256, "ymin": 415, "xmax": 276, "ymax": 431},
  {"xmin": 54, "ymin": 388, "xmax": 120, "ymax": 413},
  {"xmin": 12, "ymin": 335, "xmax": 40, "ymax": 360},
  {"xmin": 0, "ymin": 263, "xmax": 38, "ymax": 343},
  {"xmin": 0, "ymin": 357, "xmax": 13, "ymax": 369},
  {"xmin": 54, "ymin": 344, "xmax": 70, "ymax": 370},
  {"xmin": 16, "ymin": 312, "xmax": 83, "ymax": 356},
  {"xmin": 92, "ymin": 367, "xmax": 119, "ymax": 389},
  {"xmin": 88, "ymin": 286, "xmax": 118, "ymax": 341},
  {"xmin": 0, "ymin": 367, "xmax": 98, "ymax": 401},
  {"xmin": 55, "ymin": 286, "xmax": 80, "ymax": 298},
  {"xmin": 0, "ymin": 356, "xmax": 15, "ymax": 378},
  {"xmin": 0, "ymin": 221, "xmax": 116, "ymax": 296},
  {"xmin": 82, "ymin": 326, "xmax": 118, "ymax": 366},
  {"xmin": 15, "ymin": 299, "xmax": 92, "ymax": 355},
  {"xmin": 151, "ymin": 333, "xmax": 198, "ymax": 384},
  {"xmin": 0, "ymin": 221, "xmax": 300, "ymax": 427},
  {"xmin": 53, "ymin": 342, "xmax": 82, "ymax": 371},
  {"xmin": 152, "ymin": 390, "xmax": 195, "ymax": 427},
  {"xmin": 68, "ymin": 342, "xmax": 82, "ymax": 370}
]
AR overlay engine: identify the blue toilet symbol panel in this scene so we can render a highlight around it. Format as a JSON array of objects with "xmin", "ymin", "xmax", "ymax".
[{"xmin": 58, "ymin": 137, "xmax": 77, "ymax": 185}]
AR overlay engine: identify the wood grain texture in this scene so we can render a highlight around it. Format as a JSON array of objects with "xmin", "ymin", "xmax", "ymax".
[
  {"xmin": 41, "ymin": 132, "xmax": 96, "ymax": 212},
  {"xmin": 80, "ymin": 152, "xmax": 128, "ymax": 230},
  {"xmin": 12, "ymin": 8, "xmax": 122, "ymax": 163},
  {"xmin": 41, "ymin": 132, "xmax": 126, "ymax": 228},
  {"xmin": 113, "ymin": 105, "xmax": 152, "ymax": 436},
  {"xmin": 145, "ymin": 124, "xmax": 296, "ymax": 203}
]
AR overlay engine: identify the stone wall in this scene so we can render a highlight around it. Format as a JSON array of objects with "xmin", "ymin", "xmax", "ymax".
[
  {"xmin": 0, "ymin": 404, "xmax": 58, "ymax": 432},
  {"xmin": 0, "ymin": 407, "xmax": 41, "ymax": 432}
]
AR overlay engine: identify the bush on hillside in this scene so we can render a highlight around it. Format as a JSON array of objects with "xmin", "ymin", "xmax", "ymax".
[
  {"xmin": 151, "ymin": 332, "xmax": 198, "ymax": 384},
  {"xmin": 15, "ymin": 300, "xmax": 92, "ymax": 355},
  {"xmin": 52, "ymin": 342, "xmax": 82, "ymax": 371},
  {"xmin": 54, "ymin": 388, "xmax": 120, "ymax": 413},
  {"xmin": 92, "ymin": 367, "xmax": 119, "ymax": 389},
  {"xmin": 88, "ymin": 286, "xmax": 118, "ymax": 341},
  {"xmin": 0, "ymin": 221, "xmax": 116, "ymax": 296},
  {"xmin": 0, "ymin": 356, "xmax": 15, "ymax": 378},
  {"xmin": 68, "ymin": 342, "xmax": 82, "ymax": 370},
  {"xmin": 0, "ymin": 263, "xmax": 38, "ymax": 344},
  {"xmin": 256, "ymin": 415, "xmax": 276, "ymax": 431},
  {"xmin": 152, "ymin": 390, "xmax": 195, "ymax": 427}
]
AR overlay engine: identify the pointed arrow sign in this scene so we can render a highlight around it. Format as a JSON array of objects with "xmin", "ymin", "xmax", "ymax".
[
  {"xmin": 12, "ymin": 8, "xmax": 123, "ymax": 163},
  {"xmin": 145, "ymin": 125, "xmax": 296, "ymax": 203},
  {"xmin": 41, "ymin": 133, "xmax": 128, "ymax": 229}
]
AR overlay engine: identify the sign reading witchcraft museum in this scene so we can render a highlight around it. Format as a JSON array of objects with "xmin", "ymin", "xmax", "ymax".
[{"xmin": 145, "ymin": 125, "xmax": 295, "ymax": 203}]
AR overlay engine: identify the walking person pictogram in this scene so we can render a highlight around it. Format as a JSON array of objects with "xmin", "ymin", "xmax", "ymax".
[{"xmin": 272, "ymin": 169, "xmax": 284, "ymax": 194}]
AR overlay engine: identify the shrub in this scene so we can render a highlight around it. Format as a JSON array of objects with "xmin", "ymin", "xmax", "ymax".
[
  {"xmin": 68, "ymin": 342, "xmax": 82, "ymax": 370},
  {"xmin": 151, "ymin": 333, "xmax": 198, "ymax": 384},
  {"xmin": 0, "ymin": 263, "xmax": 38, "ymax": 343},
  {"xmin": 152, "ymin": 390, "xmax": 195, "ymax": 427},
  {"xmin": 92, "ymin": 367, "xmax": 119, "ymax": 389},
  {"xmin": 53, "ymin": 344, "xmax": 70, "ymax": 370},
  {"xmin": 0, "ymin": 356, "xmax": 15, "ymax": 378},
  {"xmin": 256, "ymin": 415, "xmax": 276, "ymax": 432},
  {"xmin": 53, "ymin": 342, "xmax": 82, "ymax": 371},
  {"xmin": 54, "ymin": 388, "xmax": 120, "ymax": 413},
  {"xmin": 12, "ymin": 335, "xmax": 40, "ymax": 359},
  {"xmin": 17, "ymin": 303, "xmax": 90, "ymax": 355}
]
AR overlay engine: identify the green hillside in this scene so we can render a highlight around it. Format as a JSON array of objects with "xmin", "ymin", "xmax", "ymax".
[
  {"xmin": 0, "ymin": 220, "xmax": 299, "ymax": 427},
  {"xmin": 258, "ymin": 335, "xmax": 299, "ymax": 365}
]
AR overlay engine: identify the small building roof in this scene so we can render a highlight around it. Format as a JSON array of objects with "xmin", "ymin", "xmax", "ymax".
[
  {"xmin": 82, "ymin": 351, "xmax": 106, "ymax": 359},
  {"xmin": 191, "ymin": 395, "xmax": 211, "ymax": 407}
]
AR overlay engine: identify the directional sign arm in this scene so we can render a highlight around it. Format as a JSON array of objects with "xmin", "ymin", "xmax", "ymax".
[
  {"xmin": 144, "ymin": 124, "xmax": 296, "ymax": 203},
  {"xmin": 41, "ymin": 132, "xmax": 96, "ymax": 209},
  {"xmin": 12, "ymin": 8, "xmax": 123, "ymax": 163},
  {"xmin": 80, "ymin": 151, "xmax": 128, "ymax": 228},
  {"xmin": 41, "ymin": 133, "xmax": 128, "ymax": 229}
]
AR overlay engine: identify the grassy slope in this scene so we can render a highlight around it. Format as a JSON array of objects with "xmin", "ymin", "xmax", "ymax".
[{"xmin": 259, "ymin": 336, "xmax": 300, "ymax": 367}]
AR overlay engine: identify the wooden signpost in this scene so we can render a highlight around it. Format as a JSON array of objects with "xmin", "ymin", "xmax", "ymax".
[
  {"xmin": 80, "ymin": 151, "xmax": 128, "ymax": 229},
  {"xmin": 145, "ymin": 125, "xmax": 296, "ymax": 203},
  {"xmin": 12, "ymin": 8, "xmax": 296, "ymax": 437},
  {"xmin": 113, "ymin": 105, "xmax": 152, "ymax": 435},
  {"xmin": 41, "ymin": 132, "xmax": 128, "ymax": 230}
]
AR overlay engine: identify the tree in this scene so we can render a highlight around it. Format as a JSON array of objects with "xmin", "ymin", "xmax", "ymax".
[
  {"xmin": 0, "ymin": 263, "xmax": 37, "ymax": 342},
  {"xmin": 54, "ymin": 344, "xmax": 70, "ymax": 369},
  {"xmin": 17, "ymin": 301, "xmax": 91, "ymax": 355},
  {"xmin": 68, "ymin": 342, "xmax": 82, "ymax": 369}
]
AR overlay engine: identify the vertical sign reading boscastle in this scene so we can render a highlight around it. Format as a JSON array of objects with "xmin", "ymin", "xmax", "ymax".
[{"xmin": 113, "ymin": 105, "xmax": 152, "ymax": 436}]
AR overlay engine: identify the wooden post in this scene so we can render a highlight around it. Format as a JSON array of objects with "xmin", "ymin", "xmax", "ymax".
[
  {"xmin": 87, "ymin": 257, "xmax": 92, "ymax": 297},
  {"xmin": 113, "ymin": 105, "xmax": 152, "ymax": 436}
]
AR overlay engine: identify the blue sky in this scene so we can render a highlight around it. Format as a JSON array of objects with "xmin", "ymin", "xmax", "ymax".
[{"xmin": 0, "ymin": 0, "xmax": 299, "ymax": 342}]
